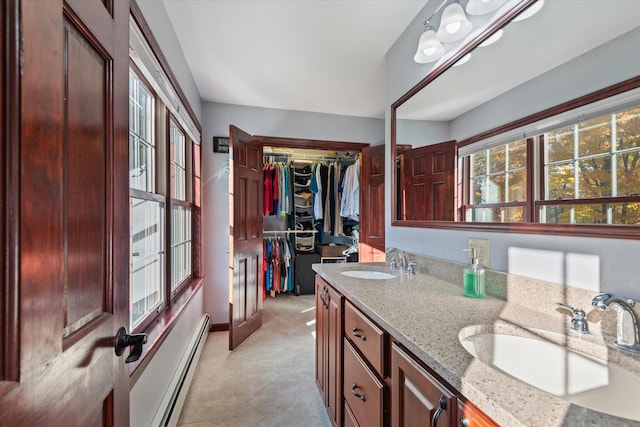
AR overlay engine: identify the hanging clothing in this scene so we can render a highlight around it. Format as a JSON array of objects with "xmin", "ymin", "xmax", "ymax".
[
  {"xmin": 323, "ymin": 163, "xmax": 333, "ymax": 234},
  {"xmin": 271, "ymin": 164, "xmax": 279, "ymax": 215},
  {"xmin": 263, "ymin": 164, "xmax": 273, "ymax": 216},
  {"xmin": 262, "ymin": 235, "xmax": 295, "ymax": 296},
  {"xmin": 334, "ymin": 163, "xmax": 344, "ymax": 235},
  {"xmin": 340, "ymin": 160, "xmax": 360, "ymax": 221},
  {"xmin": 263, "ymin": 162, "xmax": 291, "ymax": 217},
  {"xmin": 310, "ymin": 163, "xmax": 322, "ymax": 220}
]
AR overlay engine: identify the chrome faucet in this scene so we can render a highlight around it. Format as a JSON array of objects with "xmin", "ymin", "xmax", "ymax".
[
  {"xmin": 385, "ymin": 247, "xmax": 403, "ymax": 269},
  {"xmin": 385, "ymin": 247, "xmax": 409, "ymax": 272},
  {"xmin": 385, "ymin": 248, "xmax": 417, "ymax": 274},
  {"xmin": 592, "ymin": 293, "xmax": 640, "ymax": 355},
  {"xmin": 556, "ymin": 302, "xmax": 591, "ymax": 336}
]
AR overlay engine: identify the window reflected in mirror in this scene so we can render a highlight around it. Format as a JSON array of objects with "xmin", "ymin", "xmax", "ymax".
[{"xmin": 391, "ymin": 0, "xmax": 640, "ymax": 238}]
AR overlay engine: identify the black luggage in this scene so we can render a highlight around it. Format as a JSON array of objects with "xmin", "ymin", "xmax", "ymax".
[{"xmin": 294, "ymin": 253, "xmax": 321, "ymax": 295}]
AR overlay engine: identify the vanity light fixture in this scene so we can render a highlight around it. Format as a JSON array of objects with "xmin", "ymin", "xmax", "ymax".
[
  {"xmin": 414, "ymin": 24, "xmax": 446, "ymax": 63},
  {"xmin": 512, "ymin": 0, "xmax": 544, "ymax": 22},
  {"xmin": 465, "ymin": 0, "xmax": 507, "ymax": 16},
  {"xmin": 437, "ymin": 0, "xmax": 473, "ymax": 43}
]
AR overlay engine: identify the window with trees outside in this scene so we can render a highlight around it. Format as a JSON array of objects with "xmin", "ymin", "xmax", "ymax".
[
  {"xmin": 463, "ymin": 96, "xmax": 640, "ymax": 226},
  {"xmin": 467, "ymin": 139, "xmax": 527, "ymax": 222},
  {"xmin": 540, "ymin": 106, "xmax": 640, "ymax": 224}
]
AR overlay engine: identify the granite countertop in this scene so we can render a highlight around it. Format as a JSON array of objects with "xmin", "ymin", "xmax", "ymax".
[{"xmin": 312, "ymin": 262, "xmax": 640, "ymax": 426}]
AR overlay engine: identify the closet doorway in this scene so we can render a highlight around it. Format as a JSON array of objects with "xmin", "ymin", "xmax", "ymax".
[{"xmin": 228, "ymin": 125, "xmax": 384, "ymax": 349}]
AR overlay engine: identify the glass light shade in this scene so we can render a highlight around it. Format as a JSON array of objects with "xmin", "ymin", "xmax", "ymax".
[
  {"xmin": 437, "ymin": 2, "xmax": 473, "ymax": 43},
  {"xmin": 479, "ymin": 29, "xmax": 503, "ymax": 47},
  {"xmin": 513, "ymin": 0, "xmax": 544, "ymax": 22},
  {"xmin": 466, "ymin": 0, "xmax": 506, "ymax": 16},
  {"xmin": 453, "ymin": 53, "xmax": 471, "ymax": 67},
  {"xmin": 414, "ymin": 29, "xmax": 446, "ymax": 63}
]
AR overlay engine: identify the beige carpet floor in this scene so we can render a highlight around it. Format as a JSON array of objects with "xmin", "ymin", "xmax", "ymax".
[{"xmin": 177, "ymin": 294, "xmax": 332, "ymax": 427}]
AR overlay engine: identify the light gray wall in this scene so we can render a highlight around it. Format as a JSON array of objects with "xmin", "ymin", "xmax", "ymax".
[
  {"xmin": 136, "ymin": 0, "xmax": 202, "ymax": 120},
  {"xmin": 201, "ymin": 102, "xmax": 384, "ymax": 324},
  {"xmin": 451, "ymin": 26, "xmax": 640, "ymax": 141},
  {"xmin": 130, "ymin": 289, "xmax": 204, "ymax": 426},
  {"xmin": 204, "ymin": 102, "xmax": 384, "ymax": 143},
  {"xmin": 385, "ymin": 4, "xmax": 640, "ymax": 299},
  {"xmin": 396, "ymin": 119, "xmax": 450, "ymax": 148}
]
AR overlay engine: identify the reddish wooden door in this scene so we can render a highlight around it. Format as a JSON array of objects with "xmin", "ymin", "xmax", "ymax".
[
  {"xmin": 0, "ymin": 0, "xmax": 130, "ymax": 425},
  {"xmin": 359, "ymin": 145, "xmax": 386, "ymax": 262},
  {"xmin": 403, "ymin": 141, "xmax": 455, "ymax": 221},
  {"xmin": 229, "ymin": 125, "xmax": 264, "ymax": 350}
]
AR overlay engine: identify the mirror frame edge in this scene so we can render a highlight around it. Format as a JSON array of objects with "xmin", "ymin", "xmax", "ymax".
[{"xmin": 390, "ymin": 0, "xmax": 640, "ymax": 240}]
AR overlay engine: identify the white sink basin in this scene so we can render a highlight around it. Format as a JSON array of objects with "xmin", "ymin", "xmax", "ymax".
[
  {"xmin": 459, "ymin": 327, "xmax": 640, "ymax": 421},
  {"xmin": 340, "ymin": 270, "xmax": 396, "ymax": 280}
]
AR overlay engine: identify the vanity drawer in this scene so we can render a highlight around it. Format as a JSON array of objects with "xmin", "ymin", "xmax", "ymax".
[
  {"xmin": 344, "ymin": 339, "xmax": 385, "ymax": 427},
  {"xmin": 344, "ymin": 401, "xmax": 358, "ymax": 427},
  {"xmin": 344, "ymin": 300, "xmax": 385, "ymax": 375}
]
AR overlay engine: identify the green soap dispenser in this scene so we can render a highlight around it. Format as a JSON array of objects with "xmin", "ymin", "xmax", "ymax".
[{"xmin": 463, "ymin": 248, "xmax": 485, "ymax": 298}]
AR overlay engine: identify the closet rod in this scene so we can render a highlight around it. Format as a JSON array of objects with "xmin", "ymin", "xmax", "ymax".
[
  {"xmin": 263, "ymin": 229, "xmax": 319, "ymax": 235},
  {"xmin": 263, "ymin": 151, "xmax": 359, "ymax": 163}
]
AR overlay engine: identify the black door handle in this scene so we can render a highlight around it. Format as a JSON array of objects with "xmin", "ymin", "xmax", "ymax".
[{"xmin": 114, "ymin": 326, "xmax": 148, "ymax": 363}]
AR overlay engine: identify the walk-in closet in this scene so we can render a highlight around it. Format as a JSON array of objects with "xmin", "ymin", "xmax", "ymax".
[{"xmin": 262, "ymin": 146, "xmax": 361, "ymax": 297}]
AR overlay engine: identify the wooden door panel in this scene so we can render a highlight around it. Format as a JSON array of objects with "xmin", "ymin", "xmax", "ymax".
[
  {"xmin": 233, "ymin": 254, "xmax": 260, "ymax": 325},
  {"xmin": 64, "ymin": 17, "xmax": 108, "ymax": 339},
  {"xmin": 411, "ymin": 155, "xmax": 426, "ymax": 176},
  {"xmin": 432, "ymin": 181, "xmax": 446, "ymax": 221},
  {"xmin": 368, "ymin": 183, "xmax": 384, "ymax": 238},
  {"xmin": 403, "ymin": 142, "xmax": 455, "ymax": 221},
  {"xmin": 229, "ymin": 125, "xmax": 263, "ymax": 350},
  {"xmin": 359, "ymin": 145, "xmax": 385, "ymax": 262},
  {"xmin": 248, "ymin": 177, "xmax": 260, "ymax": 239},
  {"xmin": 410, "ymin": 183, "xmax": 427, "ymax": 220},
  {"xmin": 237, "ymin": 177, "xmax": 248, "ymax": 240},
  {"xmin": 0, "ymin": 0, "xmax": 130, "ymax": 424}
]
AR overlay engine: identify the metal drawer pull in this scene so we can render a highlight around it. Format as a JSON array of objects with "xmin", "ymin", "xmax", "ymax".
[
  {"xmin": 432, "ymin": 396, "xmax": 447, "ymax": 427},
  {"xmin": 352, "ymin": 327, "xmax": 366, "ymax": 341},
  {"xmin": 351, "ymin": 383, "xmax": 366, "ymax": 402}
]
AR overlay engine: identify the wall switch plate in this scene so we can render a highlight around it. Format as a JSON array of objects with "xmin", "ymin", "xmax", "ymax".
[{"xmin": 468, "ymin": 238, "xmax": 490, "ymax": 267}]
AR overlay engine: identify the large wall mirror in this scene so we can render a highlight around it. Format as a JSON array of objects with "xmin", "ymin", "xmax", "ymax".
[{"xmin": 392, "ymin": 0, "xmax": 640, "ymax": 239}]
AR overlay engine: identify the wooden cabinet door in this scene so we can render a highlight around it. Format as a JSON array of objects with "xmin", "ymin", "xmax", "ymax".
[
  {"xmin": 402, "ymin": 141, "xmax": 455, "ymax": 221},
  {"xmin": 0, "ymin": 0, "xmax": 130, "ymax": 425},
  {"xmin": 315, "ymin": 277, "xmax": 343, "ymax": 427},
  {"xmin": 229, "ymin": 125, "xmax": 264, "ymax": 349},
  {"xmin": 315, "ymin": 278, "xmax": 328, "ymax": 400},
  {"xmin": 391, "ymin": 343, "xmax": 456, "ymax": 427},
  {"xmin": 326, "ymin": 284, "xmax": 344, "ymax": 427},
  {"xmin": 360, "ymin": 145, "xmax": 385, "ymax": 262}
]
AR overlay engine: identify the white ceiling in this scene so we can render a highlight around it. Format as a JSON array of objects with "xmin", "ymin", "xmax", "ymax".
[{"xmin": 162, "ymin": 0, "xmax": 428, "ymax": 119}]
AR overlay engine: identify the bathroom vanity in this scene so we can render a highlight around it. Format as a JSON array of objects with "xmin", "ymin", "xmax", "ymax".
[{"xmin": 313, "ymin": 261, "xmax": 640, "ymax": 426}]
